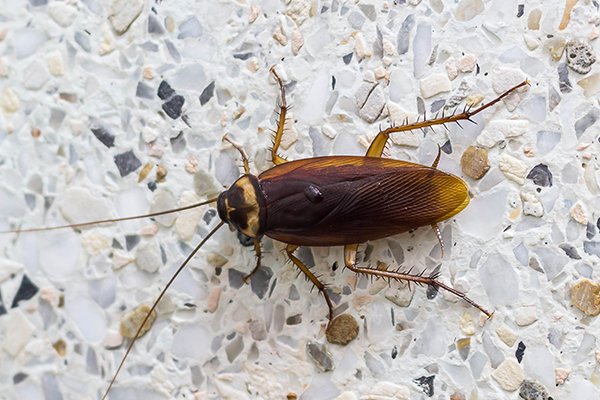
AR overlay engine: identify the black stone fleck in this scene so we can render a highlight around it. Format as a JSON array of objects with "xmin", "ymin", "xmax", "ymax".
[
  {"xmin": 331, "ymin": 75, "xmax": 336, "ymax": 90},
  {"xmin": 342, "ymin": 52, "xmax": 353, "ymax": 64},
  {"xmin": 414, "ymin": 375, "xmax": 435, "ymax": 397},
  {"xmin": 441, "ymin": 140, "xmax": 452, "ymax": 154},
  {"xmin": 11, "ymin": 275, "xmax": 39, "ymax": 308},
  {"xmin": 147, "ymin": 181, "xmax": 157, "ymax": 191},
  {"xmin": 237, "ymin": 231, "xmax": 254, "ymax": 247},
  {"xmin": 157, "ymin": 80, "xmax": 175, "ymax": 100},
  {"xmin": 597, "ymin": 217, "xmax": 600, "ymax": 232},
  {"xmin": 0, "ymin": 290, "xmax": 6, "ymax": 316},
  {"xmin": 13, "ymin": 372, "xmax": 28, "ymax": 384},
  {"xmin": 559, "ymin": 243, "xmax": 581, "ymax": 259},
  {"xmin": 91, "ymin": 127, "xmax": 115, "ymax": 148},
  {"xmin": 286, "ymin": 314, "xmax": 302, "ymax": 325},
  {"xmin": 519, "ymin": 380, "xmax": 550, "ymax": 400},
  {"xmin": 162, "ymin": 95, "xmax": 185, "ymax": 119},
  {"xmin": 199, "ymin": 81, "xmax": 215, "ymax": 106},
  {"xmin": 228, "ymin": 269, "xmax": 246, "ymax": 289},
  {"xmin": 249, "ymin": 266, "xmax": 273, "ymax": 299},
  {"xmin": 203, "ymin": 209, "xmax": 217, "ymax": 225},
  {"xmin": 586, "ymin": 222, "xmax": 597, "ymax": 239},
  {"xmin": 125, "ymin": 235, "xmax": 140, "ymax": 251},
  {"xmin": 426, "ymin": 284, "xmax": 439, "ymax": 299},
  {"xmin": 557, "ymin": 63, "xmax": 572, "ymax": 93},
  {"xmin": 233, "ymin": 52, "xmax": 252, "ymax": 60},
  {"xmin": 136, "ymin": 81, "xmax": 154, "ymax": 100},
  {"xmin": 517, "ymin": 4, "xmax": 524, "ymax": 17},
  {"xmin": 526, "ymin": 164, "xmax": 553, "ymax": 187},
  {"xmin": 391, "ymin": 345, "xmax": 398, "ymax": 359},
  {"xmin": 516, "ymin": 341, "xmax": 526, "ymax": 363},
  {"xmin": 114, "ymin": 150, "xmax": 142, "ymax": 177}
]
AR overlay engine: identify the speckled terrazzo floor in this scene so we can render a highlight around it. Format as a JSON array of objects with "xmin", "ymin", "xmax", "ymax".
[{"xmin": 1, "ymin": 1, "xmax": 600, "ymax": 399}]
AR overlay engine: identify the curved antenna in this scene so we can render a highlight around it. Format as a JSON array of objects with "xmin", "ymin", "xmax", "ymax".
[
  {"xmin": 0, "ymin": 198, "xmax": 219, "ymax": 234},
  {"xmin": 101, "ymin": 220, "xmax": 225, "ymax": 399}
]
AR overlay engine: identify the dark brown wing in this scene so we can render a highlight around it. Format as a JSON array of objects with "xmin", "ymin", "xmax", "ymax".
[{"xmin": 258, "ymin": 156, "xmax": 469, "ymax": 246}]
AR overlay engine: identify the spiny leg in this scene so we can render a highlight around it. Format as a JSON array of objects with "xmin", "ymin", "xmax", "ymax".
[
  {"xmin": 366, "ymin": 80, "xmax": 530, "ymax": 158},
  {"xmin": 269, "ymin": 66, "xmax": 289, "ymax": 165},
  {"xmin": 343, "ymin": 244, "xmax": 492, "ymax": 317},
  {"xmin": 431, "ymin": 143, "xmax": 441, "ymax": 169},
  {"xmin": 223, "ymin": 135, "xmax": 250, "ymax": 175},
  {"xmin": 286, "ymin": 244, "xmax": 334, "ymax": 321},
  {"xmin": 243, "ymin": 238, "xmax": 263, "ymax": 283}
]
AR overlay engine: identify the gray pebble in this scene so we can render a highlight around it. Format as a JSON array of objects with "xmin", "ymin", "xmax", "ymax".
[
  {"xmin": 519, "ymin": 380, "xmax": 550, "ymax": 400},
  {"xmin": 249, "ymin": 266, "xmax": 273, "ymax": 299},
  {"xmin": 200, "ymin": 81, "xmax": 215, "ymax": 106},
  {"xmin": 584, "ymin": 241, "xmax": 600, "ymax": 258},
  {"xmin": 397, "ymin": 14, "xmax": 415, "ymax": 55},
  {"xmin": 306, "ymin": 341, "xmax": 333, "ymax": 371},
  {"xmin": 113, "ymin": 150, "xmax": 142, "ymax": 177},
  {"xmin": 557, "ymin": 63, "xmax": 572, "ymax": 93},
  {"xmin": 559, "ymin": 243, "xmax": 581, "ymax": 259},
  {"xmin": 565, "ymin": 39, "xmax": 596, "ymax": 74},
  {"xmin": 574, "ymin": 107, "xmax": 599, "ymax": 139},
  {"xmin": 526, "ymin": 164, "xmax": 553, "ymax": 187}
]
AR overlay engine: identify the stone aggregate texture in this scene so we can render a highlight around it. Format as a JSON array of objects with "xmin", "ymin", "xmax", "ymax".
[{"xmin": 0, "ymin": 0, "xmax": 599, "ymax": 399}]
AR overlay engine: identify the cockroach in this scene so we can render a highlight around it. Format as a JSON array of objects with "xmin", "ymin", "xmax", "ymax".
[{"xmin": 2, "ymin": 67, "xmax": 529, "ymax": 398}]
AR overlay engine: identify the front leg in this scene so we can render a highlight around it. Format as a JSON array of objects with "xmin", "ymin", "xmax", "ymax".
[{"xmin": 243, "ymin": 238, "xmax": 263, "ymax": 283}]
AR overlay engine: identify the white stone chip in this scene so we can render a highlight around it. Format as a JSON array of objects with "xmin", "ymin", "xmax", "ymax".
[
  {"xmin": 3, "ymin": 310, "xmax": 35, "ymax": 357},
  {"xmin": 0, "ymin": 258, "xmax": 23, "ymax": 283},
  {"xmin": 457, "ymin": 53, "xmax": 477, "ymax": 72},
  {"xmin": 48, "ymin": 2, "xmax": 78, "ymax": 27},
  {"xmin": 1, "ymin": 87, "xmax": 20, "ymax": 113},
  {"xmin": 135, "ymin": 239, "xmax": 162, "ymax": 273},
  {"xmin": 492, "ymin": 68, "xmax": 528, "ymax": 111},
  {"xmin": 175, "ymin": 191, "xmax": 204, "ymax": 241},
  {"xmin": 149, "ymin": 188, "xmax": 177, "ymax": 227},
  {"xmin": 445, "ymin": 56, "xmax": 458, "ymax": 80},
  {"xmin": 354, "ymin": 32, "xmax": 371, "ymax": 61},
  {"xmin": 109, "ymin": 0, "xmax": 144, "ymax": 35},
  {"xmin": 515, "ymin": 306, "xmax": 538, "ymax": 326},
  {"xmin": 498, "ymin": 153, "xmax": 528, "ymax": 184},
  {"xmin": 491, "ymin": 359, "xmax": 524, "ymax": 391},
  {"xmin": 81, "ymin": 230, "xmax": 112, "ymax": 256},
  {"xmin": 364, "ymin": 381, "xmax": 410, "ymax": 399},
  {"xmin": 496, "ymin": 324, "xmax": 518, "ymax": 347},
  {"xmin": 419, "ymin": 73, "xmax": 451, "ymax": 98},
  {"xmin": 23, "ymin": 61, "xmax": 50, "ymax": 91},
  {"xmin": 477, "ymin": 119, "xmax": 530, "ymax": 148},
  {"xmin": 454, "ymin": 0, "xmax": 485, "ymax": 21},
  {"xmin": 521, "ymin": 191, "xmax": 544, "ymax": 217},
  {"xmin": 58, "ymin": 187, "xmax": 113, "ymax": 224},
  {"xmin": 46, "ymin": 51, "xmax": 64, "ymax": 76}
]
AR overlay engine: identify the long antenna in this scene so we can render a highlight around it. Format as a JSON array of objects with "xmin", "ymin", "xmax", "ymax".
[
  {"xmin": 0, "ymin": 197, "xmax": 219, "ymax": 234},
  {"xmin": 101, "ymin": 220, "xmax": 225, "ymax": 399}
]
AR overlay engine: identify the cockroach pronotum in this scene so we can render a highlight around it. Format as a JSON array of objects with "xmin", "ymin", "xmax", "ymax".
[{"xmin": 2, "ymin": 66, "xmax": 529, "ymax": 398}]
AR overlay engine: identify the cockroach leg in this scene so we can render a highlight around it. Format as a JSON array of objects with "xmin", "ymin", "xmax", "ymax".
[
  {"xmin": 365, "ymin": 80, "xmax": 530, "ymax": 158},
  {"xmin": 343, "ymin": 245, "xmax": 492, "ymax": 318},
  {"xmin": 243, "ymin": 239, "xmax": 263, "ymax": 284},
  {"xmin": 269, "ymin": 65, "xmax": 289, "ymax": 166},
  {"xmin": 223, "ymin": 135, "xmax": 250, "ymax": 175},
  {"xmin": 431, "ymin": 144, "xmax": 441, "ymax": 169},
  {"xmin": 286, "ymin": 244, "xmax": 334, "ymax": 322},
  {"xmin": 431, "ymin": 223, "xmax": 444, "ymax": 258}
]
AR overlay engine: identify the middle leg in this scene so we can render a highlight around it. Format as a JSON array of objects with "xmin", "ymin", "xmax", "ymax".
[{"xmin": 343, "ymin": 244, "xmax": 492, "ymax": 317}]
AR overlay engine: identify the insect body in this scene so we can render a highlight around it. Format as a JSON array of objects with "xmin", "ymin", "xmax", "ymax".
[{"xmin": 3, "ymin": 67, "xmax": 528, "ymax": 397}]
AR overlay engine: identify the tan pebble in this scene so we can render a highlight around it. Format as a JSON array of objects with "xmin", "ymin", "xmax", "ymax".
[
  {"xmin": 39, "ymin": 286, "xmax": 60, "ymax": 305},
  {"xmin": 354, "ymin": 32, "xmax": 371, "ymax": 61},
  {"xmin": 207, "ymin": 252, "xmax": 228, "ymax": 268},
  {"xmin": 139, "ymin": 223, "xmax": 159, "ymax": 236},
  {"xmin": 46, "ymin": 51, "xmax": 64, "ymax": 76},
  {"xmin": 291, "ymin": 26, "xmax": 303, "ymax": 55},
  {"xmin": 559, "ymin": 0, "xmax": 578, "ymax": 30},
  {"xmin": 570, "ymin": 201, "xmax": 588, "ymax": 225},
  {"xmin": 112, "ymin": 250, "xmax": 134, "ymax": 270},
  {"xmin": 31, "ymin": 127, "xmax": 41, "ymax": 138},
  {"xmin": 596, "ymin": 351, "xmax": 600, "ymax": 363},
  {"xmin": 545, "ymin": 37, "xmax": 567, "ymax": 61},
  {"xmin": 523, "ymin": 146, "xmax": 535, "ymax": 157},
  {"xmin": 326, "ymin": 314, "xmax": 359, "ymax": 345},
  {"xmin": 81, "ymin": 230, "xmax": 112, "ymax": 256},
  {"xmin": 496, "ymin": 324, "xmax": 518, "ymax": 347},
  {"xmin": 155, "ymin": 164, "xmax": 167, "ymax": 183},
  {"xmin": 249, "ymin": 5, "xmax": 260, "ymax": 23},
  {"xmin": 164, "ymin": 16, "xmax": 175, "ymax": 32},
  {"xmin": 138, "ymin": 162, "xmax": 153, "ymax": 182},
  {"xmin": 206, "ymin": 287, "xmax": 221, "ymax": 313},
  {"xmin": 52, "ymin": 339, "xmax": 67, "ymax": 357},
  {"xmin": 374, "ymin": 66, "xmax": 387, "ymax": 80},
  {"xmin": 498, "ymin": 153, "xmax": 527, "ymax": 184},
  {"xmin": 491, "ymin": 359, "xmax": 524, "ymax": 391},
  {"xmin": 555, "ymin": 367, "xmax": 570, "ymax": 385},
  {"xmin": 184, "ymin": 155, "xmax": 199, "ymax": 174},
  {"xmin": 119, "ymin": 304, "xmax": 157, "ymax": 339},
  {"xmin": 450, "ymin": 392, "xmax": 466, "ymax": 400},
  {"xmin": 143, "ymin": 66, "xmax": 154, "ymax": 80},
  {"xmin": 0, "ymin": 57, "xmax": 9, "ymax": 76},
  {"xmin": 0, "ymin": 29, "xmax": 6, "ymax": 41},
  {"xmin": 1, "ymin": 87, "xmax": 20, "ymax": 113},
  {"xmin": 571, "ymin": 278, "xmax": 600, "ymax": 316},
  {"xmin": 461, "ymin": 146, "xmax": 490, "ymax": 180},
  {"xmin": 590, "ymin": 26, "xmax": 599, "ymax": 41},
  {"xmin": 287, "ymin": 393, "xmax": 298, "ymax": 400},
  {"xmin": 466, "ymin": 94, "xmax": 483, "ymax": 106},
  {"xmin": 246, "ymin": 57, "xmax": 259, "ymax": 73},
  {"xmin": 459, "ymin": 312, "xmax": 476, "ymax": 336},
  {"xmin": 577, "ymin": 73, "xmax": 600, "ymax": 97},
  {"xmin": 382, "ymin": 38, "xmax": 395, "ymax": 57},
  {"xmin": 273, "ymin": 23, "xmax": 288, "ymax": 46},
  {"xmin": 528, "ymin": 8, "xmax": 542, "ymax": 30}
]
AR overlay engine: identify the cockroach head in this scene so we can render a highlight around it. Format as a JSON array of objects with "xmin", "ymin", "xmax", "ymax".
[{"xmin": 216, "ymin": 174, "xmax": 266, "ymax": 239}]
